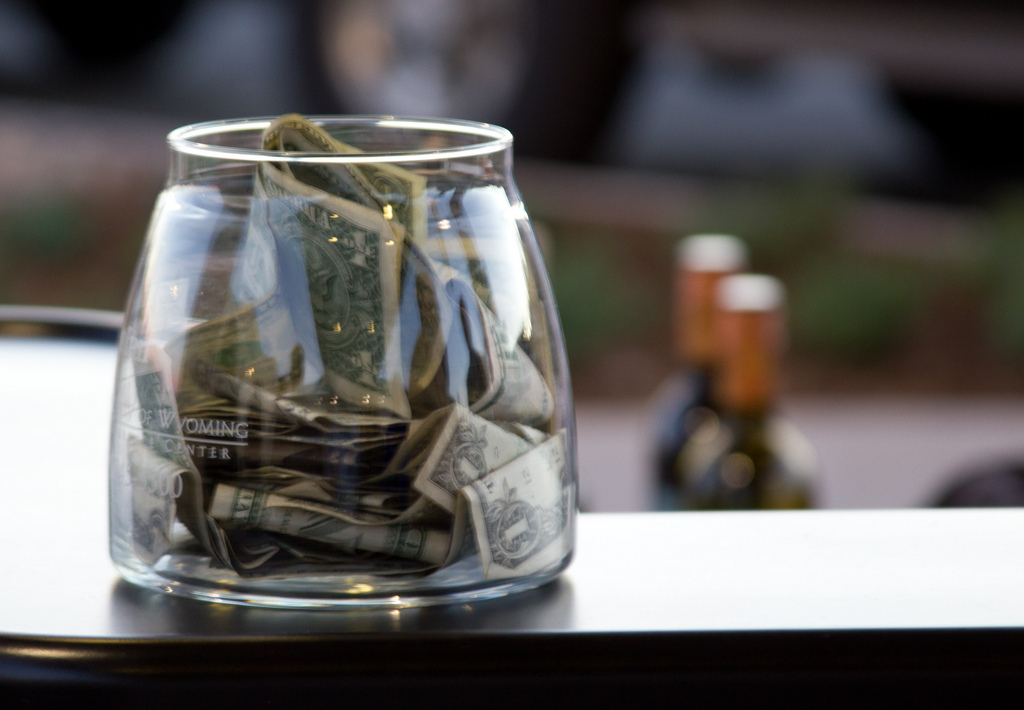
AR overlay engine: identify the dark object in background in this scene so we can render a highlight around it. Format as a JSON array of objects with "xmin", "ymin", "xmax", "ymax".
[
  {"xmin": 10, "ymin": 1, "xmax": 1024, "ymax": 200},
  {"xmin": 30, "ymin": 0, "xmax": 191, "ymax": 64},
  {"xmin": 309, "ymin": 0, "xmax": 633, "ymax": 162},
  {"xmin": 480, "ymin": 0, "xmax": 632, "ymax": 160},
  {"xmin": 13, "ymin": 0, "xmax": 632, "ymax": 163},
  {"xmin": 934, "ymin": 461, "xmax": 1024, "ymax": 507}
]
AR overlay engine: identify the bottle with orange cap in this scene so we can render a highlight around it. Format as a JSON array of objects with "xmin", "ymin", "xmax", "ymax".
[
  {"xmin": 650, "ymin": 234, "xmax": 748, "ymax": 510},
  {"xmin": 677, "ymin": 274, "xmax": 817, "ymax": 510}
]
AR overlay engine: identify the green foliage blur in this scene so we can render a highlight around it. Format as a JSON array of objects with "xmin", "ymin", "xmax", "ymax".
[
  {"xmin": 0, "ymin": 191, "xmax": 143, "ymax": 309},
  {"xmin": 539, "ymin": 174, "xmax": 1024, "ymax": 372},
  {"xmin": 687, "ymin": 177, "xmax": 932, "ymax": 362},
  {"xmin": 685, "ymin": 177, "xmax": 849, "ymax": 271},
  {"xmin": 789, "ymin": 260, "xmax": 924, "ymax": 361},
  {"xmin": 544, "ymin": 225, "xmax": 661, "ymax": 361},
  {"xmin": 982, "ymin": 189, "xmax": 1024, "ymax": 359},
  {"xmin": 0, "ymin": 198, "xmax": 91, "ymax": 259},
  {"xmin": 0, "ymin": 197, "xmax": 90, "ymax": 300}
]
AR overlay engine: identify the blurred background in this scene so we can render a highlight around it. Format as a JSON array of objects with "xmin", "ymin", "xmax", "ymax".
[{"xmin": 4, "ymin": 0, "xmax": 1024, "ymax": 511}]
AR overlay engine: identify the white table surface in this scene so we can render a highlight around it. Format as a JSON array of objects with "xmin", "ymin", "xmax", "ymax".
[{"xmin": 4, "ymin": 336, "xmax": 1024, "ymax": 639}]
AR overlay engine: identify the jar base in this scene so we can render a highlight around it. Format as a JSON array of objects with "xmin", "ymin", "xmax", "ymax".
[{"xmin": 112, "ymin": 554, "xmax": 567, "ymax": 610}]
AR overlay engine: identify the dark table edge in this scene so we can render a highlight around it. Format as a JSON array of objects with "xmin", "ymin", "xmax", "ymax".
[
  {"xmin": 4, "ymin": 627, "xmax": 1024, "ymax": 678},
  {"xmin": 6, "ymin": 628, "xmax": 1024, "ymax": 707}
]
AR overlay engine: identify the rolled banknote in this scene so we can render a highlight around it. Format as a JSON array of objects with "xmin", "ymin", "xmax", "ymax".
[
  {"xmin": 178, "ymin": 399, "xmax": 299, "ymax": 439},
  {"xmin": 209, "ymin": 465, "xmax": 339, "ymax": 493},
  {"xmin": 221, "ymin": 528, "xmax": 440, "ymax": 579},
  {"xmin": 209, "ymin": 484, "xmax": 454, "ymax": 565},
  {"xmin": 211, "ymin": 482, "xmax": 396, "ymax": 525},
  {"xmin": 231, "ymin": 432, "xmax": 406, "ymax": 484}
]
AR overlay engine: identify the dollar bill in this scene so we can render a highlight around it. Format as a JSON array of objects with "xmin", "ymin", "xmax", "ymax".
[
  {"xmin": 423, "ymin": 184, "xmax": 532, "ymax": 330},
  {"xmin": 189, "ymin": 357, "xmax": 407, "ymax": 433},
  {"xmin": 411, "ymin": 404, "xmax": 533, "ymax": 513},
  {"xmin": 463, "ymin": 284, "xmax": 554, "ymax": 426},
  {"xmin": 129, "ymin": 347, "xmax": 233, "ymax": 568},
  {"xmin": 399, "ymin": 241, "xmax": 454, "ymax": 404},
  {"xmin": 425, "ymin": 261, "xmax": 554, "ymax": 425},
  {"xmin": 497, "ymin": 421, "xmax": 549, "ymax": 444},
  {"xmin": 125, "ymin": 436, "xmax": 178, "ymax": 564},
  {"xmin": 209, "ymin": 484, "xmax": 453, "ymax": 564},
  {"xmin": 209, "ymin": 465, "xmax": 337, "ymax": 492},
  {"xmin": 177, "ymin": 399, "xmax": 299, "ymax": 443},
  {"xmin": 421, "ymin": 185, "xmax": 561, "ymax": 425},
  {"xmin": 263, "ymin": 113, "xmax": 427, "ymax": 249},
  {"xmin": 458, "ymin": 430, "xmax": 571, "ymax": 579},
  {"xmin": 164, "ymin": 289, "xmax": 304, "ymax": 414},
  {"xmin": 256, "ymin": 158, "xmax": 410, "ymax": 418},
  {"xmin": 220, "ymin": 528, "xmax": 439, "ymax": 578},
  {"xmin": 471, "ymin": 326, "xmax": 554, "ymax": 426},
  {"xmin": 211, "ymin": 482, "xmax": 399, "ymax": 525},
  {"xmin": 366, "ymin": 405, "xmax": 453, "ymax": 483},
  {"xmin": 228, "ymin": 429, "xmax": 409, "ymax": 491}
]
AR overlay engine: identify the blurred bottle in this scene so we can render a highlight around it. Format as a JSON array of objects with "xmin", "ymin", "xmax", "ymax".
[
  {"xmin": 677, "ymin": 274, "xmax": 817, "ymax": 510},
  {"xmin": 650, "ymin": 234, "xmax": 747, "ymax": 510}
]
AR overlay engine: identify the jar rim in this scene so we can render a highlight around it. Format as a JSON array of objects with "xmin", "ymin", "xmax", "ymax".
[{"xmin": 167, "ymin": 115, "xmax": 513, "ymax": 163}]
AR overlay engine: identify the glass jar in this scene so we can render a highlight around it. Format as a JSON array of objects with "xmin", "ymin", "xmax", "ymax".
[{"xmin": 109, "ymin": 116, "xmax": 576, "ymax": 608}]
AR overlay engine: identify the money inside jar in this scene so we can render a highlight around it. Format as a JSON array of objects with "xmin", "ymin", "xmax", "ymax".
[{"xmin": 114, "ymin": 115, "xmax": 572, "ymax": 582}]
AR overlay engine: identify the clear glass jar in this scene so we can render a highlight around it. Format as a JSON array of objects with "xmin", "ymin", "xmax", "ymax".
[{"xmin": 109, "ymin": 116, "xmax": 576, "ymax": 608}]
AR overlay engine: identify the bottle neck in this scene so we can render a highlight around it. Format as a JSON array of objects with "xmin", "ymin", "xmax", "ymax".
[
  {"xmin": 672, "ymin": 267, "xmax": 735, "ymax": 369},
  {"xmin": 715, "ymin": 307, "xmax": 784, "ymax": 417}
]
